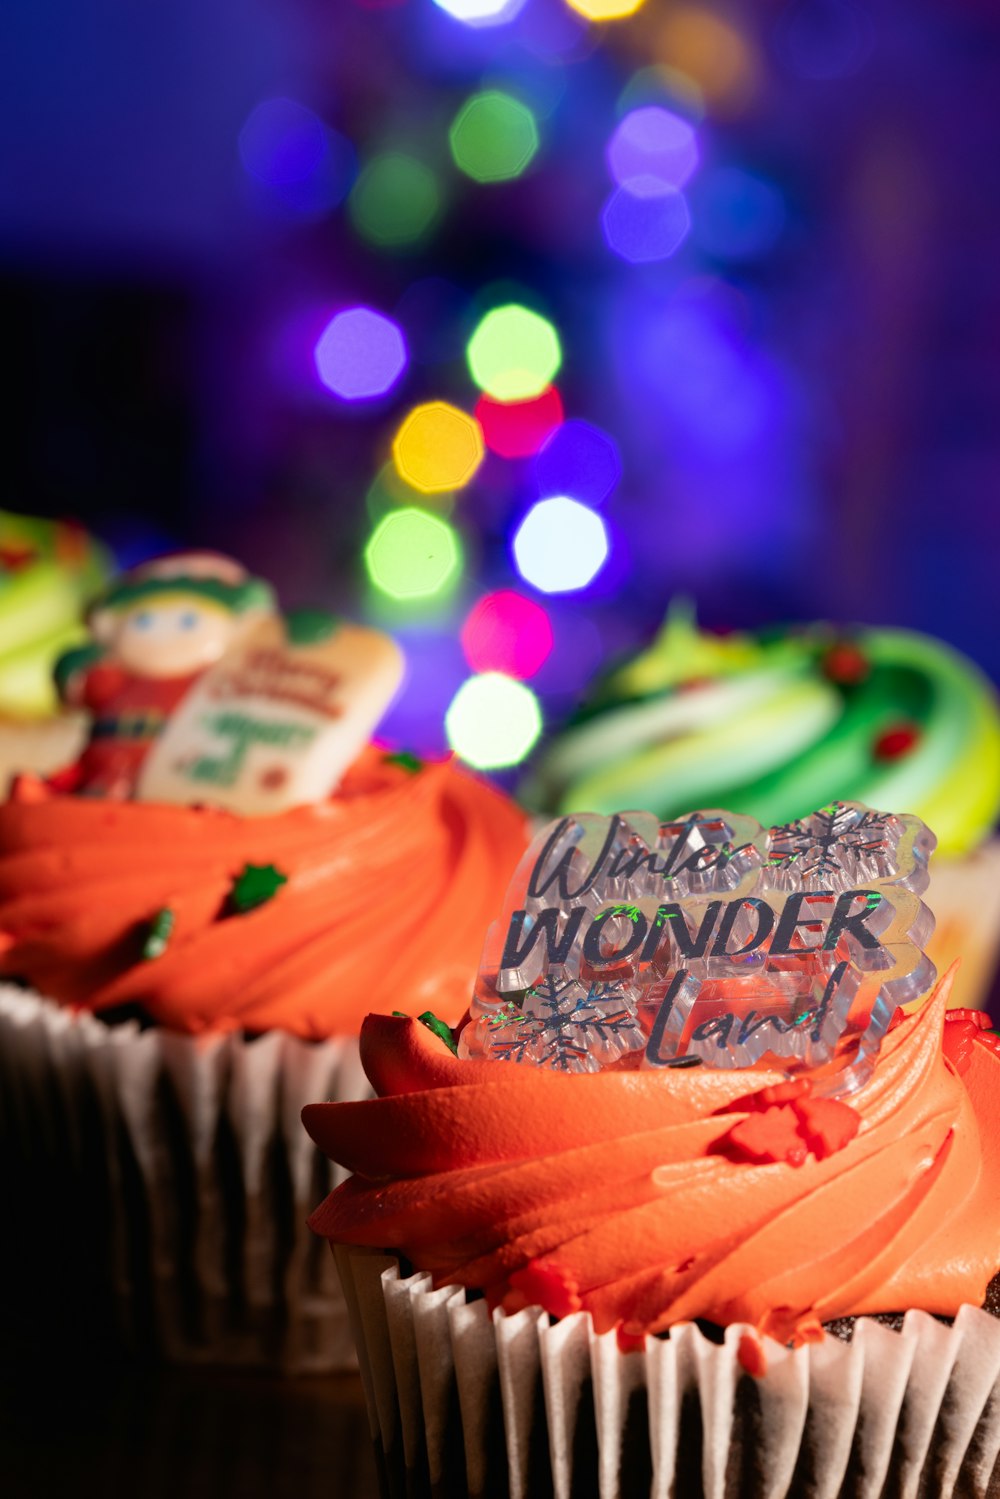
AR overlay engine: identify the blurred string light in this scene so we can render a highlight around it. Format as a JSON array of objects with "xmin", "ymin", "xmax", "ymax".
[
  {"xmin": 461, "ymin": 590, "xmax": 554, "ymax": 678},
  {"xmin": 534, "ymin": 419, "xmax": 621, "ymax": 506},
  {"xmin": 607, "ymin": 106, "xmax": 698, "ymax": 190},
  {"xmin": 618, "ymin": 66, "xmax": 705, "ymax": 121},
  {"xmin": 365, "ymin": 461, "xmax": 455, "ymax": 521},
  {"xmin": 449, "ymin": 91, "xmax": 539, "ymax": 183},
  {"xmin": 513, "ymin": 496, "xmax": 610, "ymax": 593},
  {"xmin": 445, "ymin": 672, "xmax": 543, "ymax": 769},
  {"xmin": 474, "ymin": 386, "xmax": 563, "ymax": 458},
  {"xmin": 365, "ymin": 507, "xmax": 462, "ymax": 600},
  {"xmin": 602, "ymin": 178, "xmax": 691, "ymax": 263},
  {"xmin": 314, "ymin": 307, "xmax": 407, "ymax": 400},
  {"xmin": 466, "ymin": 305, "xmax": 561, "ymax": 401},
  {"xmin": 567, "ymin": 0, "xmax": 648, "ymax": 21},
  {"xmin": 657, "ymin": 7, "xmax": 761, "ymax": 114},
  {"xmin": 392, "ymin": 401, "xmax": 484, "ymax": 493},
  {"xmin": 431, "ymin": 0, "xmax": 527, "ymax": 26},
  {"xmin": 691, "ymin": 166, "xmax": 786, "ymax": 260},
  {"xmin": 238, "ymin": 98, "xmax": 356, "ymax": 214},
  {"xmin": 349, "ymin": 152, "xmax": 441, "ymax": 247}
]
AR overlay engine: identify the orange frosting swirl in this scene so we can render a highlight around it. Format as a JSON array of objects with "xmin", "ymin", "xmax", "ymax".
[
  {"xmin": 305, "ymin": 970, "xmax": 1000, "ymax": 1343},
  {"xmin": 0, "ymin": 748, "xmax": 528, "ymax": 1039}
]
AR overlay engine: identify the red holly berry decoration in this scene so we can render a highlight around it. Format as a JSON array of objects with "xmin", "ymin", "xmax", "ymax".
[
  {"xmin": 821, "ymin": 641, "xmax": 870, "ymax": 685},
  {"xmin": 873, "ymin": 722, "xmax": 921, "ymax": 761}
]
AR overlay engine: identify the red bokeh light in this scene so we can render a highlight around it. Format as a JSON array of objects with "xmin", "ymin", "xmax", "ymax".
[
  {"xmin": 474, "ymin": 386, "xmax": 564, "ymax": 459},
  {"xmin": 461, "ymin": 590, "xmax": 554, "ymax": 679}
]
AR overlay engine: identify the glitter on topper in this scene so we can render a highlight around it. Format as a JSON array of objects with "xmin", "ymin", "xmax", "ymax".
[{"xmin": 458, "ymin": 803, "xmax": 936, "ymax": 1094}]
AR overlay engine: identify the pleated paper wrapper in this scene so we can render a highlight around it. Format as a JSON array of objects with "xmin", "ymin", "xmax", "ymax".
[
  {"xmin": 0, "ymin": 982, "xmax": 366, "ymax": 1373},
  {"xmin": 926, "ymin": 839, "xmax": 1000, "ymax": 1014},
  {"xmin": 335, "ymin": 1247, "xmax": 1000, "ymax": 1499}
]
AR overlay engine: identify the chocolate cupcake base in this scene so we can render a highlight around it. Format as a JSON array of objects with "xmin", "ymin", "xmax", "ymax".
[{"xmin": 335, "ymin": 1247, "xmax": 1000, "ymax": 1499}]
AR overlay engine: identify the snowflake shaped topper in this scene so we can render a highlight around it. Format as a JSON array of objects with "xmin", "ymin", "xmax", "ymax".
[{"xmin": 460, "ymin": 801, "xmax": 937, "ymax": 1093}]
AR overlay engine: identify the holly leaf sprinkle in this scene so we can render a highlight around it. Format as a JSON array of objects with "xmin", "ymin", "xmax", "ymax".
[
  {"xmin": 230, "ymin": 862, "xmax": 288, "ymax": 913},
  {"xmin": 142, "ymin": 907, "xmax": 175, "ymax": 961},
  {"xmin": 383, "ymin": 750, "xmax": 424, "ymax": 775}
]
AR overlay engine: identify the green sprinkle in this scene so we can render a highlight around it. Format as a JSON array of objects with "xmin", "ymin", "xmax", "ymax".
[
  {"xmin": 417, "ymin": 1010, "xmax": 459, "ymax": 1055},
  {"xmin": 383, "ymin": 750, "xmax": 424, "ymax": 774},
  {"xmin": 230, "ymin": 862, "xmax": 288, "ymax": 913},
  {"xmin": 142, "ymin": 907, "xmax": 175, "ymax": 961},
  {"xmin": 607, "ymin": 903, "xmax": 641, "ymax": 921}
]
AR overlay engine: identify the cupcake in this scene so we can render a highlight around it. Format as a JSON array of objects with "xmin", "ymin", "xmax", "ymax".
[
  {"xmin": 0, "ymin": 550, "xmax": 528, "ymax": 1371},
  {"xmin": 524, "ymin": 605, "xmax": 1000, "ymax": 1011},
  {"xmin": 305, "ymin": 805, "xmax": 1000, "ymax": 1495},
  {"xmin": 0, "ymin": 508, "xmax": 109, "ymax": 790}
]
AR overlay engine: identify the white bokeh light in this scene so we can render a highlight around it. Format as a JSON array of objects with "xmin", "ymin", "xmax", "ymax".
[
  {"xmin": 445, "ymin": 672, "xmax": 542, "ymax": 769},
  {"xmin": 512, "ymin": 496, "xmax": 610, "ymax": 593},
  {"xmin": 431, "ymin": 0, "xmax": 527, "ymax": 27}
]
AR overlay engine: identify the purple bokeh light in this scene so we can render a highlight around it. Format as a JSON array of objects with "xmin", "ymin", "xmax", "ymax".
[
  {"xmin": 534, "ymin": 418, "xmax": 621, "ymax": 507},
  {"xmin": 607, "ymin": 106, "xmax": 699, "ymax": 191},
  {"xmin": 239, "ymin": 98, "xmax": 328, "ymax": 186},
  {"xmin": 602, "ymin": 179, "xmax": 690, "ymax": 264},
  {"xmin": 314, "ymin": 307, "xmax": 408, "ymax": 401}
]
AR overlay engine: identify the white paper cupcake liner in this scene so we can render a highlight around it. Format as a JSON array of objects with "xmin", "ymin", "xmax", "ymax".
[
  {"xmin": 334, "ymin": 1247, "xmax": 1000, "ymax": 1499},
  {"xmin": 926, "ymin": 838, "xmax": 1000, "ymax": 1014},
  {"xmin": 0, "ymin": 983, "xmax": 367, "ymax": 1373}
]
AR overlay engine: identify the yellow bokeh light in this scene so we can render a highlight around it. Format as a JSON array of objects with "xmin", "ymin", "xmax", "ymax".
[
  {"xmin": 657, "ymin": 7, "xmax": 760, "ymax": 113},
  {"xmin": 391, "ymin": 401, "xmax": 485, "ymax": 494},
  {"xmin": 567, "ymin": 0, "xmax": 646, "ymax": 20}
]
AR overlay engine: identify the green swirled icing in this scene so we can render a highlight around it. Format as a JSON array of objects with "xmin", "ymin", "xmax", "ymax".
[{"xmin": 525, "ymin": 606, "xmax": 1000, "ymax": 858}]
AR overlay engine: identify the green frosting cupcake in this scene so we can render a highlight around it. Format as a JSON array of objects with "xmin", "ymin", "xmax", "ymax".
[
  {"xmin": 0, "ymin": 511, "xmax": 110, "ymax": 719},
  {"xmin": 525, "ymin": 604, "xmax": 1000, "ymax": 859}
]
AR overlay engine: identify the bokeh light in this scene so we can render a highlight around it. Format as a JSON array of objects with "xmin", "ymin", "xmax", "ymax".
[
  {"xmin": 449, "ymin": 91, "xmax": 539, "ymax": 183},
  {"xmin": 692, "ymin": 167, "xmax": 786, "ymax": 260},
  {"xmin": 466, "ymin": 304, "xmax": 562, "ymax": 401},
  {"xmin": 460, "ymin": 590, "xmax": 554, "ymax": 678},
  {"xmin": 445, "ymin": 672, "xmax": 543, "ymax": 769},
  {"xmin": 512, "ymin": 496, "xmax": 610, "ymax": 593},
  {"xmin": 314, "ymin": 307, "xmax": 407, "ymax": 400},
  {"xmin": 602, "ymin": 179, "xmax": 691, "ymax": 263},
  {"xmin": 349, "ymin": 152, "xmax": 441, "ymax": 247},
  {"xmin": 567, "ymin": 0, "xmax": 647, "ymax": 21},
  {"xmin": 432, "ymin": 0, "xmax": 526, "ymax": 26},
  {"xmin": 607, "ymin": 106, "xmax": 698, "ymax": 190},
  {"xmin": 474, "ymin": 386, "xmax": 563, "ymax": 458},
  {"xmin": 658, "ymin": 8, "xmax": 761, "ymax": 114},
  {"xmin": 239, "ymin": 98, "xmax": 327, "ymax": 185},
  {"xmin": 364, "ymin": 507, "xmax": 462, "ymax": 599},
  {"xmin": 775, "ymin": 0, "xmax": 874, "ymax": 80},
  {"xmin": 392, "ymin": 401, "xmax": 484, "ymax": 492},
  {"xmin": 534, "ymin": 418, "xmax": 621, "ymax": 506}
]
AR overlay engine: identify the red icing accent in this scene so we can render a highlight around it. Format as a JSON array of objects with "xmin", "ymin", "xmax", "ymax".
[
  {"xmin": 888, "ymin": 1006, "xmax": 908, "ymax": 1031},
  {"xmin": 617, "ymin": 1324, "xmax": 647, "ymax": 1354},
  {"xmin": 717, "ymin": 1094, "xmax": 860, "ymax": 1167},
  {"xmin": 821, "ymin": 642, "xmax": 870, "ymax": 685},
  {"xmin": 738, "ymin": 1332, "xmax": 767, "ymax": 1378},
  {"xmin": 724, "ymin": 1078, "xmax": 813, "ymax": 1114},
  {"xmin": 873, "ymin": 721, "xmax": 920, "ymax": 761},
  {"xmin": 509, "ymin": 1261, "xmax": 582, "ymax": 1320}
]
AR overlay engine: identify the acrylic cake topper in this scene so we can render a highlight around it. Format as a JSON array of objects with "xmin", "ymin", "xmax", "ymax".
[
  {"xmin": 458, "ymin": 803, "xmax": 937, "ymax": 1096},
  {"xmin": 54, "ymin": 551, "xmax": 404, "ymax": 811}
]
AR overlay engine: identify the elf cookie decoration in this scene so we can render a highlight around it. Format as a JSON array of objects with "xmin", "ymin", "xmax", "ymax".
[
  {"xmin": 460, "ymin": 802, "xmax": 936, "ymax": 1096},
  {"xmin": 52, "ymin": 552, "xmax": 404, "ymax": 810}
]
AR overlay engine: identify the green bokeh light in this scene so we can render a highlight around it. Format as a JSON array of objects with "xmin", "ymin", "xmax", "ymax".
[
  {"xmin": 365, "ymin": 462, "xmax": 455, "ymax": 523},
  {"xmin": 364, "ymin": 507, "xmax": 462, "ymax": 601},
  {"xmin": 449, "ymin": 91, "xmax": 539, "ymax": 184},
  {"xmin": 466, "ymin": 304, "xmax": 562, "ymax": 401},
  {"xmin": 349, "ymin": 153, "xmax": 441, "ymax": 248},
  {"xmin": 445, "ymin": 672, "xmax": 543, "ymax": 769}
]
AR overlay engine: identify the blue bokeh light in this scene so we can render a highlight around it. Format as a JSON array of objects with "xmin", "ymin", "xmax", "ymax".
[
  {"xmin": 602, "ymin": 179, "xmax": 691, "ymax": 264},
  {"xmin": 691, "ymin": 167, "xmax": 786, "ymax": 260},
  {"xmin": 534, "ymin": 419, "xmax": 621, "ymax": 507}
]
